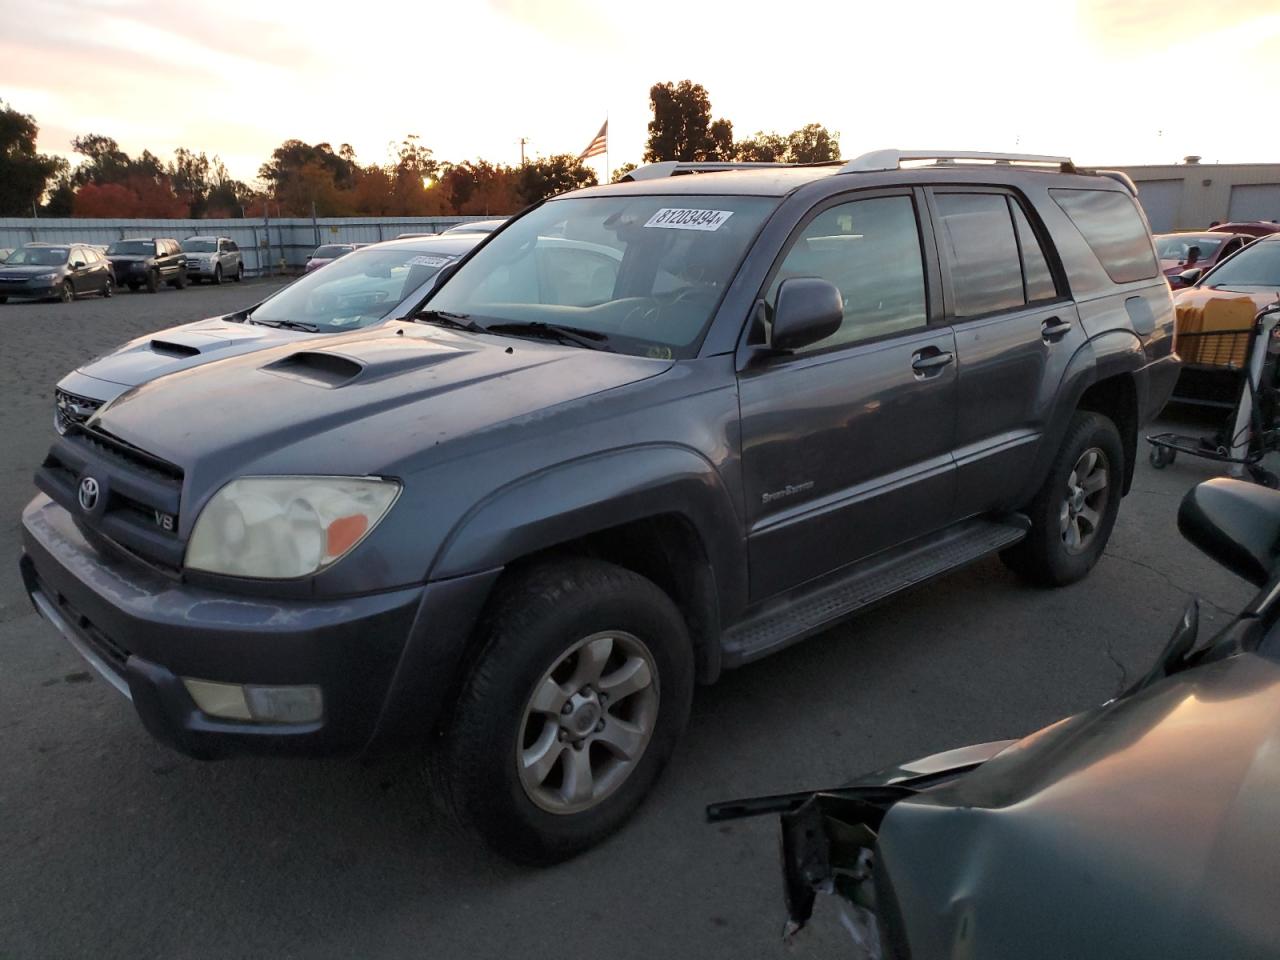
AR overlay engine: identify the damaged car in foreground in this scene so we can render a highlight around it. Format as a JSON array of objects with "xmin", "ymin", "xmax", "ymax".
[{"xmin": 711, "ymin": 476, "xmax": 1280, "ymax": 960}]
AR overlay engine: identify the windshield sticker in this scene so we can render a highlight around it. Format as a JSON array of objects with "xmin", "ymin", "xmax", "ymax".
[
  {"xmin": 406, "ymin": 255, "xmax": 454, "ymax": 268},
  {"xmin": 644, "ymin": 208, "xmax": 734, "ymax": 232}
]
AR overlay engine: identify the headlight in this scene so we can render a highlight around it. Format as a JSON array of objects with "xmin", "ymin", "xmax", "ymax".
[
  {"xmin": 34, "ymin": 272, "xmax": 58, "ymax": 281},
  {"xmin": 186, "ymin": 476, "xmax": 400, "ymax": 578}
]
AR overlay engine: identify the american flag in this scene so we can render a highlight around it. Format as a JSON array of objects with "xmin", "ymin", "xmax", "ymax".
[{"xmin": 578, "ymin": 120, "xmax": 608, "ymax": 161}]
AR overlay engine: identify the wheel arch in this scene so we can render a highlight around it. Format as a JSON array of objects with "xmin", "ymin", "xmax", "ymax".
[{"xmin": 432, "ymin": 444, "xmax": 747, "ymax": 685}]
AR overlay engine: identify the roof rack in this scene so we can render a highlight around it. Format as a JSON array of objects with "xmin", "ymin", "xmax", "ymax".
[
  {"xmin": 621, "ymin": 161, "xmax": 805, "ymax": 182},
  {"xmin": 839, "ymin": 149, "xmax": 1075, "ymax": 174}
]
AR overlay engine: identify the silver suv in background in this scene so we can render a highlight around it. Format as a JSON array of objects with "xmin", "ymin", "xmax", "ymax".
[{"xmin": 181, "ymin": 236, "xmax": 243, "ymax": 284}]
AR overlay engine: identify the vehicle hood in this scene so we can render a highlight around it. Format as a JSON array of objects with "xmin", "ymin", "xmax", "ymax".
[
  {"xmin": 72, "ymin": 317, "xmax": 314, "ymax": 390},
  {"xmin": 107, "ymin": 254, "xmax": 153, "ymax": 263},
  {"xmin": 0, "ymin": 264, "xmax": 64, "ymax": 278},
  {"xmin": 91, "ymin": 322, "xmax": 674, "ymax": 488},
  {"xmin": 876, "ymin": 652, "xmax": 1280, "ymax": 959}
]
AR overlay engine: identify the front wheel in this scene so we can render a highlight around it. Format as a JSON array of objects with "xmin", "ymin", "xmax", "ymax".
[
  {"xmin": 172, "ymin": 268, "xmax": 187, "ymax": 290},
  {"xmin": 102, "ymin": 277, "xmax": 113, "ymax": 298},
  {"xmin": 233, "ymin": 262, "xmax": 243, "ymax": 282},
  {"xmin": 59, "ymin": 281, "xmax": 74, "ymax": 303},
  {"xmin": 431, "ymin": 560, "xmax": 694, "ymax": 865},
  {"xmin": 212, "ymin": 264, "xmax": 222, "ymax": 285},
  {"xmin": 145, "ymin": 270, "xmax": 160, "ymax": 293},
  {"xmin": 1002, "ymin": 411, "xmax": 1124, "ymax": 586}
]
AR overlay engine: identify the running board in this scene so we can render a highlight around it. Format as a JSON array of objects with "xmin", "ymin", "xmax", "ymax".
[{"xmin": 721, "ymin": 515, "xmax": 1029, "ymax": 667}]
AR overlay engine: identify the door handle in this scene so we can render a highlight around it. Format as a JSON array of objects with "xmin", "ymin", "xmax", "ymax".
[
  {"xmin": 1042, "ymin": 317, "xmax": 1073, "ymax": 341},
  {"xmin": 911, "ymin": 349, "xmax": 954, "ymax": 376}
]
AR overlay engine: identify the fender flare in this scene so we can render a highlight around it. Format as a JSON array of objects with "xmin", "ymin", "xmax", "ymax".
[
  {"xmin": 1018, "ymin": 331, "xmax": 1144, "ymax": 505},
  {"xmin": 431, "ymin": 443, "xmax": 748, "ymax": 622}
]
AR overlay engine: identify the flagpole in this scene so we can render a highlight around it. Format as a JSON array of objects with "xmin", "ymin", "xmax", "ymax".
[{"xmin": 605, "ymin": 111, "xmax": 609, "ymax": 182}]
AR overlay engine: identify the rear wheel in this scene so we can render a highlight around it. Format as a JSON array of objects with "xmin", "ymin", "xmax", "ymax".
[
  {"xmin": 233, "ymin": 262, "xmax": 243, "ymax": 282},
  {"xmin": 1001, "ymin": 410, "xmax": 1123, "ymax": 586},
  {"xmin": 430, "ymin": 560, "xmax": 694, "ymax": 865}
]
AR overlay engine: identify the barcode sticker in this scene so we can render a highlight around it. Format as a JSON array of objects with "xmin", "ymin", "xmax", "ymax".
[
  {"xmin": 406, "ymin": 255, "xmax": 453, "ymax": 268},
  {"xmin": 643, "ymin": 208, "xmax": 734, "ymax": 232}
]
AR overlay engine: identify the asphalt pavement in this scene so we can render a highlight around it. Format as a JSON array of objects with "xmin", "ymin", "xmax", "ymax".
[{"xmin": 0, "ymin": 284, "xmax": 1259, "ymax": 959}]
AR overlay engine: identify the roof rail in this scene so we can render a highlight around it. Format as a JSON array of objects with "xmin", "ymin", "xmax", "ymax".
[
  {"xmin": 621, "ymin": 161, "xmax": 800, "ymax": 182},
  {"xmin": 1096, "ymin": 169, "xmax": 1139, "ymax": 196},
  {"xmin": 839, "ymin": 149, "xmax": 1075, "ymax": 174}
]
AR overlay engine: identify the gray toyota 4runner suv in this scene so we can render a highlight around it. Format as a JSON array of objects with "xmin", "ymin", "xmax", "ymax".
[{"xmin": 20, "ymin": 149, "xmax": 1179, "ymax": 864}]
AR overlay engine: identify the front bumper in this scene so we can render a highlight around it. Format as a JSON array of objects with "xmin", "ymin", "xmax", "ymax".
[
  {"xmin": 0, "ymin": 280, "xmax": 57, "ymax": 299},
  {"xmin": 19, "ymin": 493, "xmax": 470, "ymax": 759}
]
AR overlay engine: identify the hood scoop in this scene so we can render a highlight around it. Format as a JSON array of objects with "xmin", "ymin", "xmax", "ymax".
[
  {"xmin": 149, "ymin": 338, "xmax": 202, "ymax": 358},
  {"xmin": 263, "ymin": 351, "xmax": 364, "ymax": 388}
]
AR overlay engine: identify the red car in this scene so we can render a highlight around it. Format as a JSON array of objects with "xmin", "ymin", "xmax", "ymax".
[
  {"xmin": 1209, "ymin": 221, "xmax": 1280, "ymax": 239},
  {"xmin": 1154, "ymin": 231, "xmax": 1252, "ymax": 289}
]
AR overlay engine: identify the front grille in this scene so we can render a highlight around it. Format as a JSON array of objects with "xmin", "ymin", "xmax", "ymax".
[
  {"xmin": 54, "ymin": 389, "xmax": 103, "ymax": 435},
  {"xmin": 36, "ymin": 427, "xmax": 185, "ymax": 571}
]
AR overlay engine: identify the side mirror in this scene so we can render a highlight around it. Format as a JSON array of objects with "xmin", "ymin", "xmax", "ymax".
[
  {"xmin": 771, "ymin": 278, "xmax": 843, "ymax": 353},
  {"xmin": 1185, "ymin": 245, "xmax": 1201, "ymax": 265},
  {"xmin": 1178, "ymin": 478, "xmax": 1280, "ymax": 586},
  {"xmin": 1179, "ymin": 267, "xmax": 1203, "ymax": 286},
  {"xmin": 72, "ymin": 260, "xmax": 85, "ymax": 269}
]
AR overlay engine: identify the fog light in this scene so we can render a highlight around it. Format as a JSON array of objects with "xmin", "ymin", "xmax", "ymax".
[{"xmin": 182, "ymin": 678, "xmax": 323, "ymax": 724}]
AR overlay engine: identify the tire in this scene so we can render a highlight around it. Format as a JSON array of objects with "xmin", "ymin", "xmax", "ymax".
[
  {"xmin": 102, "ymin": 277, "xmax": 113, "ymax": 298},
  {"xmin": 59, "ymin": 281, "xmax": 74, "ymax": 303},
  {"xmin": 145, "ymin": 270, "xmax": 160, "ymax": 293},
  {"xmin": 173, "ymin": 268, "xmax": 187, "ymax": 290},
  {"xmin": 430, "ymin": 559, "xmax": 694, "ymax": 865},
  {"xmin": 233, "ymin": 262, "xmax": 243, "ymax": 282},
  {"xmin": 1001, "ymin": 410, "xmax": 1124, "ymax": 587},
  {"xmin": 212, "ymin": 264, "xmax": 223, "ymax": 285}
]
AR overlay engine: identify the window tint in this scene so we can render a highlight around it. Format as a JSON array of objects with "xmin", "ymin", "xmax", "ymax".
[
  {"xmin": 766, "ymin": 195, "xmax": 926, "ymax": 351},
  {"xmin": 1051, "ymin": 189, "xmax": 1159, "ymax": 283},
  {"xmin": 934, "ymin": 193, "xmax": 1024, "ymax": 317},
  {"xmin": 1011, "ymin": 201, "xmax": 1057, "ymax": 302},
  {"xmin": 227, "ymin": 240, "xmax": 239, "ymax": 252}
]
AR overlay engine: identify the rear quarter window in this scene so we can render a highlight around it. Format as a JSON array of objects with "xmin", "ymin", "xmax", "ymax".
[{"xmin": 1051, "ymin": 188, "xmax": 1158, "ymax": 284}]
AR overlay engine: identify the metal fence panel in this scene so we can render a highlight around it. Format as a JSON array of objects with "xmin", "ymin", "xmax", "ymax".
[{"xmin": 0, "ymin": 216, "xmax": 503, "ymax": 277}]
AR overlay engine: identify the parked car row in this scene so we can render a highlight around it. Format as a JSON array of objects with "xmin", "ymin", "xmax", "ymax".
[{"xmin": 0, "ymin": 236, "xmax": 245, "ymax": 303}]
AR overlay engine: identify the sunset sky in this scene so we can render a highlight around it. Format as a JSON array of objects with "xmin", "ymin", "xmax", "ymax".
[{"xmin": 3, "ymin": 0, "xmax": 1278, "ymax": 184}]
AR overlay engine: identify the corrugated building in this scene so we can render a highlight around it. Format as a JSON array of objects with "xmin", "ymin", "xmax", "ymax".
[{"xmin": 1106, "ymin": 157, "xmax": 1280, "ymax": 233}]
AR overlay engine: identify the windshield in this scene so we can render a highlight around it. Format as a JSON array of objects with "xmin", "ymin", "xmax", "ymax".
[
  {"xmin": 425, "ymin": 195, "xmax": 776, "ymax": 358},
  {"xmin": 182, "ymin": 238, "xmax": 218, "ymax": 253},
  {"xmin": 1156, "ymin": 235, "xmax": 1223, "ymax": 262},
  {"xmin": 1202, "ymin": 240, "xmax": 1280, "ymax": 289},
  {"xmin": 108, "ymin": 239, "xmax": 156, "ymax": 256},
  {"xmin": 250, "ymin": 246, "xmax": 457, "ymax": 331},
  {"xmin": 7, "ymin": 246, "xmax": 69, "ymax": 265},
  {"xmin": 311, "ymin": 244, "xmax": 354, "ymax": 259}
]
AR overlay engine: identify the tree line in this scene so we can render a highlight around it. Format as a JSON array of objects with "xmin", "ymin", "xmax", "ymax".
[{"xmin": 0, "ymin": 81, "xmax": 838, "ymax": 219}]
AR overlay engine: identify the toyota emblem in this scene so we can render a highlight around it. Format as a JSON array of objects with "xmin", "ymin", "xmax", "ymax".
[{"xmin": 78, "ymin": 476, "xmax": 100, "ymax": 511}]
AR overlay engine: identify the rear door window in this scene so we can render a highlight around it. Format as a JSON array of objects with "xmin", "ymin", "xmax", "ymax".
[
  {"xmin": 933, "ymin": 193, "xmax": 1025, "ymax": 317},
  {"xmin": 1051, "ymin": 188, "xmax": 1159, "ymax": 283},
  {"xmin": 1010, "ymin": 201, "xmax": 1058, "ymax": 302}
]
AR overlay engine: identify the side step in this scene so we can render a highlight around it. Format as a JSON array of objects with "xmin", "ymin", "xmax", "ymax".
[{"xmin": 721, "ymin": 515, "xmax": 1029, "ymax": 667}]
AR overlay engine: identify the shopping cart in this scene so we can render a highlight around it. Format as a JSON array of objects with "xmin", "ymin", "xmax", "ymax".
[{"xmin": 1147, "ymin": 302, "xmax": 1280, "ymax": 487}]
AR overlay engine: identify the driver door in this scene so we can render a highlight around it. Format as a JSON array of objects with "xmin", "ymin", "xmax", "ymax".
[{"xmin": 738, "ymin": 191, "xmax": 958, "ymax": 600}]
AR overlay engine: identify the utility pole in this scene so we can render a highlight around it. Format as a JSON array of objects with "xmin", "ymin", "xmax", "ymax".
[{"xmin": 520, "ymin": 137, "xmax": 528, "ymax": 166}]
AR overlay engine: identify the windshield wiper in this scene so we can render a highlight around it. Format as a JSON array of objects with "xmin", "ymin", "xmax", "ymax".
[
  {"xmin": 484, "ymin": 321, "xmax": 610, "ymax": 351},
  {"xmin": 248, "ymin": 317, "xmax": 320, "ymax": 332},
  {"xmin": 414, "ymin": 309, "xmax": 484, "ymax": 333}
]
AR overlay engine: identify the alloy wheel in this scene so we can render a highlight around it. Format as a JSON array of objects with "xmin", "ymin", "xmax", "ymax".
[
  {"xmin": 516, "ymin": 631, "xmax": 659, "ymax": 815},
  {"xmin": 1059, "ymin": 446, "xmax": 1109, "ymax": 554}
]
